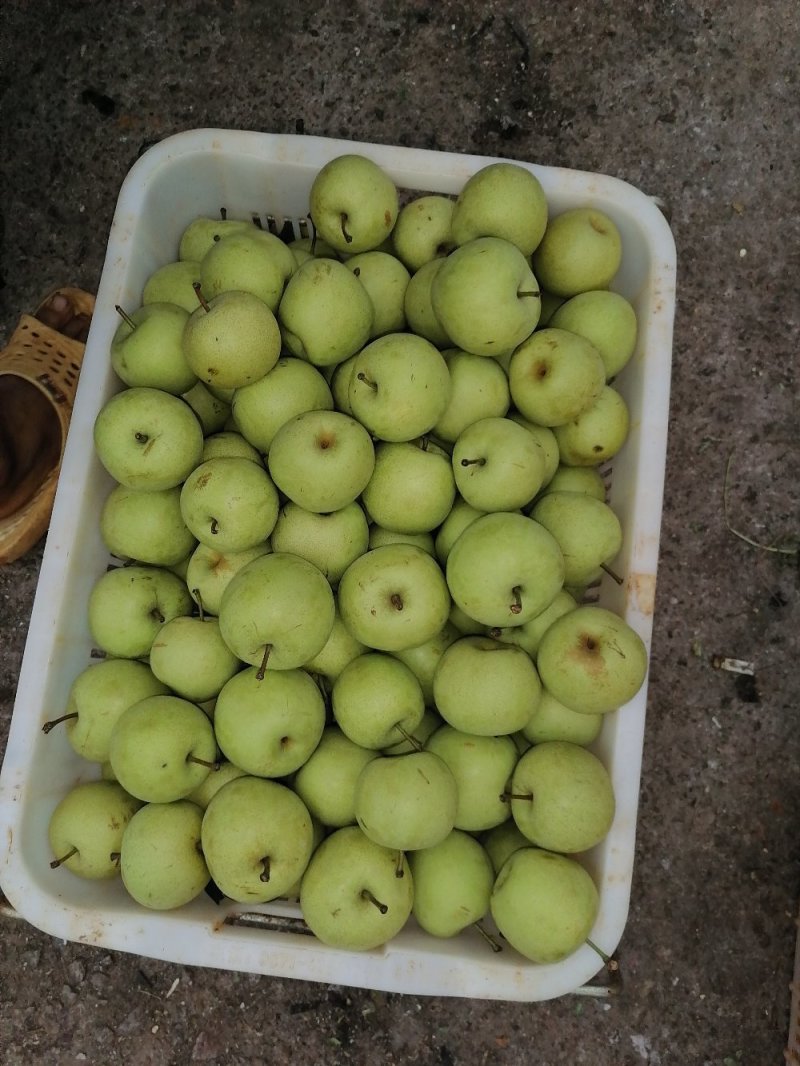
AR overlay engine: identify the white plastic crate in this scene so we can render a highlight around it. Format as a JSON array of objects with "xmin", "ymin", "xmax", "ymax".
[{"xmin": 0, "ymin": 130, "xmax": 676, "ymax": 1001}]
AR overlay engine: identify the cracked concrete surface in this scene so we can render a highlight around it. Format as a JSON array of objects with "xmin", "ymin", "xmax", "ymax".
[{"xmin": 1, "ymin": 1, "xmax": 799, "ymax": 1063}]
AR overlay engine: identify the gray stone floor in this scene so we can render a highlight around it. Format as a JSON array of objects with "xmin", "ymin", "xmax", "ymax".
[{"xmin": 1, "ymin": 2, "xmax": 799, "ymax": 1063}]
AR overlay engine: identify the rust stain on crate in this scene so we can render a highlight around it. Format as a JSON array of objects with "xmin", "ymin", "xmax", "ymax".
[{"xmin": 627, "ymin": 572, "xmax": 656, "ymax": 617}]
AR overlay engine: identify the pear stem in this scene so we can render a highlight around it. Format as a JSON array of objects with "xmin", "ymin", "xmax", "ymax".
[
  {"xmin": 114, "ymin": 305, "xmax": 137, "ymax": 330},
  {"xmin": 256, "ymin": 644, "xmax": 273, "ymax": 681},
  {"xmin": 110, "ymin": 851, "xmax": 121, "ymax": 867},
  {"xmin": 510, "ymin": 586, "xmax": 523, "ymax": 615},
  {"xmin": 474, "ymin": 920, "xmax": 503, "ymax": 953},
  {"xmin": 50, "ymin": 846, "xmax": 78, "ymax": 869},
  {"xmin": 586, "ymin": 937, "xmax": 619, "ymax": 971},
  {"xmin": 390, "ymin": 593, "xmax": 404, "ymax": 611},
  {"xmin": 210, "ymin": 518, "xmax": 219, "ymax": 536},
  {"xmin": 394, "ymin": 851, "xmax": 405, "ymax": 878},
  {"xmin": 460, "ymin": 457, "xmax": 486, "ymax": 467},
  {"xmin": 356, "ymin": 372, "xmax": 378, "ymax": 393},
  {"xmin": 518, "ymin": 290, "xmax": 541, "ymax": 298},
  {"xmin": 150, "ymin": 607, "xmax": 165, "ymax": 624},
  {"xmin": 42, "ymin": 712, "xmax": 79, "ymax": 734},
  {"xmin": 260, "ymin": 856, "xmax": 271, "ymax": 883},
  {"xmin": 500, "ymin": 791, "xmax": 533, "ymax": 803},
  {"xmin": 187, "ymin": 754, "xmax": 220, "ymax": 771},
  {"xmin": 193, "ymin": 282, "xmax": 210, "ymax": 312},
  {"xmin": 361, "ymin": 888, "xmax": 388, "ymax": 914},
  {"xmin": 192, "ymin": 588, "xmax": 205, "ymax": 622},
  {"xmin": 393, "ymin": 724, "xmax": 423, "ymax": 752},
  {"xmin": 220, "ymin": 207, "xmax": 227, "ymax": 220},
  {"xmin": 340, "ymin": 212, "xmax": 353, "ymax": 244},
  {"xmin": 601, "ymin": 562, "xmax": 624, "ymax": 586},
  {"xmin": 352, "ymin": 266, "xmax": 361, "ymax": 277}
]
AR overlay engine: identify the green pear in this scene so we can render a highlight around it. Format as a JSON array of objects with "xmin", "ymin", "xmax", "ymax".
[
  {"xmin": 432, "ymin": 636, "xmax": 541, "ymax": 736},
  {"xmin": 292, "ymin": 727, "xmax": 379, "ymax": 828},
  {"xmin": 178, "ymin": 217, "xmax": 254, "ymax": 262},
  {"xmin": 88, "ymin": 565, "xmax": 193, "ymax": 660},
  {"xmin": 362, "ymin": 439, "xmax": 455, "ymax": 534},
  {"xmin": 108, "ymin": 695, "xmax": 218, "ymax": 804},
  {"xmin": 391, "ymin": 194, "xmax": 455, "ymax": 272},
  {"xmin": 403, "ymin": 258, "xmax": 453, "ymax": 348},
  {"xmin": 270, "ymin": 501, "xmax": 369, "ymax": 584},
  {"xmin": 333, "ymin": 653, "xmax": 425, "ymax": 749},
  {"xmin": 111, "ymin": 303, "xmax": 196, "ymax": 395},
  {"xmin": 231, "ymin": 356, "xmax": 334, "ymax": 452},
  {"xmin": 143, "ymin": 260, "xmax": 202, "ymax": 312},
  {"xmin": 179, "ymin": 457, "xmax": 279, "ymax": 552},
  {"xmin": 149, "ymin": 616, "xmax": 241, "ymax": 703},
  {"xmin": 490, "ymin": 848, "xmax": 599, "ymax": 963},
  {"xmin": 368, "ymin": 525, "xmax": 435, "ymax": 555},
  {"xmin": 213, "ymin": 666, "xmax": 326, "ymax": 778},
  {"xmin": 186, "ymin": 541, "xmax": 271, "ymax": 618},
  {"xmin": 267, "ymin": 410, "xmax": 375, "ymax": 514},
  {"xmin": 348, "ymin": 332, "xmax": 451, "ymax": 443},
  {"xmin": 530, "ymin": 492, "xmax": 623, "ymax": 587},
  {"xmin": 100, "ymin": 484, "xmax": 197, "ymax": 567},
  {"xmin": 181, "ymin": 381, "xmax": 231, "ymax": 434},
  {"xmin": 480, "ymin": 820, "xmax": 531, "ymax": 875},
  {"xmin": 550, "ymin": 290, "xmax": 638, "ymax": 380},
  {"xmin": 187, "ymin": 761, "xmax": 249, "ymax": 810},
  {"xmin": 533, "ymin": 208, "xmax": 623, "ymax": 297},
  {"xmin": 218, "ymin": 552, "xmax": 335, "ymax": 671},
  {"xmin": 536, "ymin": 465, "xmax": 606, "ymax": 500},
  {"xmin": 50, "ymin": 658, "xmax": 169, "ymax": 764},
  {"xmin": 391, "ymin": 622, "xmax": 460, "ymax": 706},
  {"xmin": 426, "ymin": 724, "xmax": 519, "ymax": 831},
  {"xmin": 201, "ymin": 431, "xmax": 263, "ymax": 465},
  {"xmin": 199, "ymin": 228, "xmax": 295, "ymax": 312},
  {"xmin": 201, "ymin": 776, "xmax": 314, "ymax": 902},
  {"xmin": 354, "ymin": 751, "xmax": 458, "ymax": 850},
  {"xmin": 536, "ymin": 605, "xmax": 648, "ymax": 714},
  {"xmin": 278, "ymin": 257, "xmax": 373, "ymax": 367},
  {"xmin": 309, "ymin": 154, "xmax": 399, "ymax": 254},
  {"xmin": 553, "ymin": 386, "xmax": 630, "ymax": 466},
  {"xmin": 431, "ymin": 237, "xmax": 540, "ymax": 357},
  {"xmin": 508, "ymin": 328, "xmax": 606, "ymax": 427},
  {"xmin": 453, "ymin": 416, "xmax": 546, "ymax": 511},
  {"xmin": 509, "ymin": 741, "xmax": 615, "ymax": 853},
  {"xmin": 433, "ymin": 349, "xmax": 510, "ymax": 443},
  {"xmin": 451, "ymin": 162, "xmax": 548, "ymax": 255},
  {"xmin": 303, "ymin": 607, "xmax": 366, "ymax": 682},
  {"xmin": 338, "ymin": 544, "xmax": 450, "ymax": 652},
  {"xmin": 299, "ymin": 826, "xmax": 413, "ymax": 950},
  {"xmin": 120, "ymin": 801, "xmax": 209, "ymax": 909},
  {"xmin": 93, "ymin": 387, "xmax": 204, "ymax": 491},
  {"xmin": 446, "ymin": 512, "xmax": 565, "ymax": 627},
  {"xmin": 433, "ymin": 496, "xmax": 486, "ymax": 565},
  {"xmin": 183, "ymin": 290, "xmax": 281, "ymax": 389},
  {"xmin": 522, "ymin": 689, "xmax": 603, "ymax": 746},
  {"xmin": 48, "ymin": 781, "xmax": 141, "ymax": 880},
  {"xmin": 409, "ymin": 830, "xmax": 495, "ymax": 937},
  {"xmin": 345, "ymin": 250, "xmax": 410, "ymax": 337}
]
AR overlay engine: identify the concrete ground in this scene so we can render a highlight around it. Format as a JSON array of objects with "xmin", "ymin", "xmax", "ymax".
[{"xmin": 1, "ymin": 1, "xmax": 798, "ymax": 1063}]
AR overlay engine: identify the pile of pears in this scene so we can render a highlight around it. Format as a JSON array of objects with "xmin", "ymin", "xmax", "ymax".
[{"xmin": 45, "ymin": 152, "xmax": 648, "ymax": 967}]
